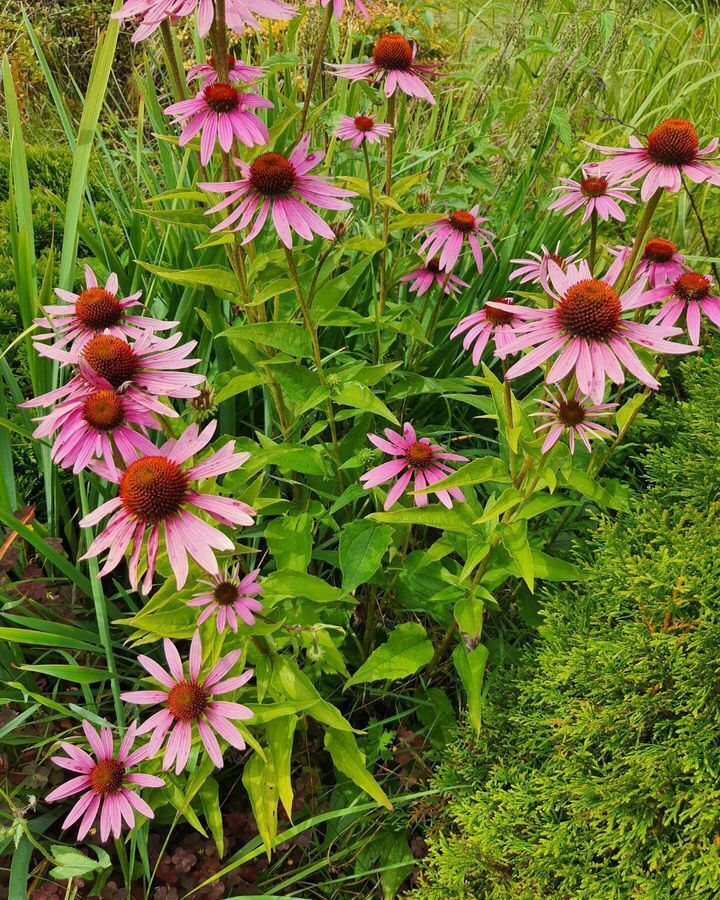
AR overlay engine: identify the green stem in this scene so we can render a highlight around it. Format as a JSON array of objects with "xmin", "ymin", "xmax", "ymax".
[
  {"xmin": 300, "ymin": 3, "xmax": 334, "ymax": 134},
  {"xmin": 284, "ymin": 247, "xmax": 345, "ymax": 487},
  {"xmin": 378, "ymin": 94, "xmax": 396, "ymax": 320},
  {"xmin": 503, "ymin": 357, "xmax": 516, "ymax": 479},
  {"xmin": 588, "ymin": 209, "xmax": 598, "ymax": 276},
  {"xmin": 616, "ymin": 189, "xmax": 662, "ymax": 293},
  {"xmin": 362, "ymin": 141, "xmax": 378, "ymax": 236},
  {"xmin": 160, "ymin": 20, "xmax": 186, "ymax": 102},
  {"xmin": 78, "ymin": 476, "xmax": 125, "ymax": 729}
]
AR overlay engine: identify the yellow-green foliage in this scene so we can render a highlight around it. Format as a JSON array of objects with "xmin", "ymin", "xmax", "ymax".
[{"xmin": 413, "ymin": 353, "xmax": 720, "ymax": 899}]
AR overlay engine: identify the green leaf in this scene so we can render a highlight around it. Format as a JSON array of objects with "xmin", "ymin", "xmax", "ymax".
[
  {"xmin": 531, "ymin": 550, "xmax": 588, "ymax": 582},
  {"xmin": 49, "ymin": 845, "xmax": 111, "ymax": 881},
  {"xmin": 414, "ymin": 457, "xmax": 511, "ymax": 494},
  {"xmin": 199, "ymin": 778, "xmax": 225, "ymax": 858},
  {"xmin": 334, "ymin": 383, "xmax": 399, "ymax": 424},
  {"xmin": 265, "ymin": 514, "xmax": 313, "ymax": 573},
  {"xmin": 242, "ymin": 753, "xmax": 278, "ymax": 858},
  {"xmin": 314, "ymin": 258, "xmax": 372, "ymax": 320},
  {"xmin": 454, "ymin": 595, "xmax": 485, "ymax": 638},
  {"xmin": 20, "ymin": 664, "xmax": 109, "ymax": 684},
  {"xmin": 324, "ymin": 729, "xmax": 393, "ymax": 810},
  {"xmin": 499, "ymin": 520, "xmax": 534, "ymax": 591},
  {"xmin": 0, "ymin": 628, "xmax": 97, "ymax": 653},
  {"xmin": 264, "ymin": 571, "xmax": 344, "ymax": 605},
  {"xmin": 616, "ymin": 391, "xmax": 648, "ymax": 433},
  {"xmin": 267, "ymin": 716, "xmax": 296, "ymax": 820},
  {"xmin": 224, "ymin": 322, "xmax": 312, "ymax": 358},
  {"xmin": 137, "ymin": 261, "xmax": 238, "ymax": 294},
  {"xmin": 514, "ymin": 492, "xmax": 575, "ymax": 520},
  {"xmin": 271, "ymin": 657, "xmax": 355, "ymax": 732},
  {"xmin": 564, "ymin": 469, "xmax": 626, "ymax": 510},
  {"xmin": 453, "ymin": 642, "xmax": 489, "ymax": 734},
  {"xmin": 370, "ymin": 504, "xmax": 478, "ymax": 536},
  {"xmin": 474, "ymin": 486, "xmax": 523, "ymax": 524},
  {"xmin": 339, "ymin": 520, "xmax": 393, "ymax": 593},
  {"xmin": 215, "ymin": 372, "xmax": 266, "ymax": 403},
  {"xmin": 346, "ymin": 623, "xmax": 434, "ymax": 688}
]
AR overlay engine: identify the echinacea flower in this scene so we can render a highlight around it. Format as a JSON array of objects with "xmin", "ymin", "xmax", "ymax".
[
  {"xmin": 166, "ymin": 85, "xmax": 271, "ymax": 165},
  {"xmin": 188, "ymin": 566, "xmax": 263, "ymax": 632},
  {"xmin": 187, "ymin": 55, "xmax": 265, "ymax": 88},
  {"xmin": 200, "ymin": 133, "xmax": 355, "ymax": 247},
  {"xmin": 531, "ymin": 388, "xmax": 616, "ymax": 454},
  {"xmin": 334, "ymin": 114, "xmax": 393, "ymax": 149},
  {"xmin": 122, "ymin": 631, "xmax": 254, "ymax": 773},
  {"xmin": 311, "ymin": 0, "xmax": 371, "ymax": 20},
  {"xmin": 588, "ymin": 118, "xmax": 720, "ymax": 201},
  {"xmin": 328, "ymin": 35, "xmax": 439, "ymax": 105},
  {"xmin": 34, "ymin": 331, "xmax": 205, "ymax": 400},
  {"xmin": 606, "ymin": 237, "xmax": 688, "ymax": 288},
  {"xmin": 115, "ymin": 0, "xmax": 295, "ymax": 42},
  {"xmin": 46, "ymin": 721, "xmax": 164, "ymax": 842},
  {"xmin": 451, "ymin": 298, "xmax": 520, "ymax": 366},
  {"xmin": 510, "ymin": 244, "xmax": 581, "ymax": 294},
  {"xmin": 80, "ymin": 421, "xmax": 256, "ymax": 593},
  {"xmin": 492, "ymin": 259, "xmax": 696, "ymax": 402},
  {"xmin": 547, "ymin": 171, "xmax": 635, "ymax": 223},
  {"xmin": 33, "ymin": 265, "xmax": 175, "ymax": 362},
  {"xmin": 360, "ymin": 423, "xmax": 468, "ymax": 510},
  {"xmin": 401, "ymin": 258, "xmax": 468, "ymax": 298},
  {"xmin": 27, "ymin": 372, "xmax": 160, "ymax": 477},
  {"xmin": 643, "ymin": 271, "xmax": 720, "ymax": 345},
  {"xmin": 417, "ymin": 206, "xmax": 496, "ymax": 274}
]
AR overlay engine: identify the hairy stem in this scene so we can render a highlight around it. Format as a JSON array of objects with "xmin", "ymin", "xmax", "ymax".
[
  {"xmin": 160, "ymin": 20, "xmax": 187, "ymax": 102},
  {"xmin": 300, "ymin": 4, "xmax": 334, "ymax": 134}
]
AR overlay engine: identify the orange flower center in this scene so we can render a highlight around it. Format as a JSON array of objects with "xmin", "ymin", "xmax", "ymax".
[
  {"xmin": 673, "ymin": 272, "xmax": 711, "ymax": 303},
  {"xmin": 354, "ymin": 115, "xmax": 375, "ymax": 132},
  {"xmin": 213, "ymin": 581, "xmax": 238, "ymax": 606},
  {"xmin": 203, "ymin": 82, "xmax": 240, "ymax": 113},
  {"xmin": 556, "ymin": 398, "xmax": 586, "ymax": 427},
  {"xmin": 580, "ymin": 176, "xmax": 608, "ymax": 198},
  {"xmin": 484, "ymin": 302, "xmax": 515, "ymax": 326},
  {"xmin": 82, "ymin": 389, "xmax": 125, "ymax": 431},
  {"xmin": 643, "ymin": 237, "xmax": 677, "ymax": 263},
  {"xmin": 405, "ymin": 441, "xmax": 434, "ymax": 469},
  {"xmin": 120, "ymin": 457, "xmax": 189, "ymax": 523},
  {"xmin": 167, "ymin": 681, "xmax": 209, "ymax": 722},
  {"xmin": 557, "ymin": 279, "xmax": 622, "ymax": 340},
  {"xmin": 426, "ymin": 257, "xmax": 442, "ymax": 274},
  {"xmin": 449, "ymin": 211, "xmax": 476, "ymax": 233},
  {"xmin": 75, "ymin": 287, "xmax": 124, "ymax": 330},
  {"xmin": 373, "ymin": 35, "xmax": 414, "ymax": 71},
  {"xmin": 90, "ymin": 759, "xmax": 125, "ymax": 795},
  {"xmin": 83, "ymin": 336, "xmax": 139, "ymax": 388},
  {"xmin": 249, "ymin": 152, "xmax": 296, "ymax": 197},
  {"xmin": 647, "ymin": 119, "xmax": 699, "ymax": 166}
]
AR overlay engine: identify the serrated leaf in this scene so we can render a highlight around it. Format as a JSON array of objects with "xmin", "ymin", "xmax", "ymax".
[
  {"xmin": 339, "ymin": 520, "xmax": 393, "ymax": 593},
  {"xmin": 224, "ymin": 322, "xmax": 312, "ymax": 358}
]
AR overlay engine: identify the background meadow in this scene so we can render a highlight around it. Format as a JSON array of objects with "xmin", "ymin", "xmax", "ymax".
[{"xmin": 1, "ymin": 0, "xmax": 719, "ymax": 897}]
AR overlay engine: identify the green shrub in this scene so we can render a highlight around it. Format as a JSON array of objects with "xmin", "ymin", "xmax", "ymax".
[{"xmin": 413, "ymin": 353, "xmax": 720, "ymax": 900}]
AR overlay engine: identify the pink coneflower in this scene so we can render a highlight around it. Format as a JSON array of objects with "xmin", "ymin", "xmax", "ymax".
[
  {"xmin": 188, "ymin": 566, "xmax": 263, "ymax": 632},
  {"xmin": 166, "ymin": 85, "xmax": 271, "ymax": 165},
  {"xmin": 642, "ymin": 271, "xmax": 720, "ymax": 345},
  {"xmin": 334, "ymin": 114, "xmax": 393, "ymax": 149},
  {"xmin": 451, "ymin": 298, "xmax": 520, "ymax": 366},
  {"xmin": 35, "ymin": 332, "xmax": 205, "ymax": 402},
  {"xmin": 417, "ymin": 206, "xmax": 496, "ymax": 274},
  {"xmin": 33, "ymin": 265, "xmax": 175, "ymax": 362},
  {"xmin": 510, "ymin": 244, "xmax": 581, "ymax": 294},
  {"xmin": 200, "ymin": 133, "xmax": 355, "ymax": 247},
  {"xmin": 547, "ymin": 171, "xmax": 635, "ymax": 223},
  {"xmin": 187, "ymin": 55, "xmax": 265, "ymax": 88},
  {"xmin": 606, "ymin": 237, "xmax": 688, "ymax": 288},
  {"xmin": 531, "ymin": 388, "xmax": 616, "ymax": 455},
  {"xmin": 401, "ymin": 258, "xmax": 468, "ymax": 298},
  {"xmin": 588, "ymin": 118, "xmax": 720, "ymax": 201},
  {"xmin": 46, "ymin": 721, "xmax": 164, "ymax": 842},
  {"xmin": 122, "ymin": 631, "xmax": 254, "ymax": 773},
  {"xmin": 115, "ymin": 0, "xmax": 295, "ymax": 42},
  {"xmin": 492, "ymin": 260, "xmax": 696, "ymax": 402},
  {"xmin": 328, "ymin": 35, "xmax": 439, "ymax": 105},
  {"xmin": 312, "ymin": 0, "xmax": 372, "ymax": 20},
  {"xmin": 28, "ymin": 373, "xmax": 159, "ymax": 477},
  {"xmin": 360, "ymin": 423, "xmax": 468, "ymax": 511},
  {"xmin": 79, "ymin": 421, "xmax": 255, "ymax": 593}
]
